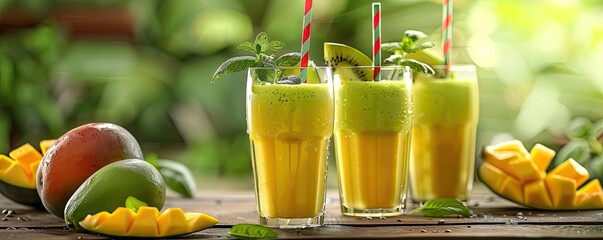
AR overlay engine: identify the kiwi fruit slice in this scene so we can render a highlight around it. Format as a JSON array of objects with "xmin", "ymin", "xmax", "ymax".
[
  {"xmin": 324, "ymin": 42, "xmax": 373, "ymax": 81},
  {"xmin": 281, "ymin": 61, "xmax": 321, "ymax": 83}
]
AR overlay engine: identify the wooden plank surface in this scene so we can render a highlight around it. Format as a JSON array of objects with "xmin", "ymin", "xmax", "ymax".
[{"xmin": 1, "ymin": 186, "xmax": 602, "ymax": 239}]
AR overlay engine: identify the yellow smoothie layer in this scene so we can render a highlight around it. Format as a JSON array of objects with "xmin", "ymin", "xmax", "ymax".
[
  {"xmin": 410, "ymin": 77, "xmax": 479, "ymax": 202},
  {"xmin": 248, "ymin": 83, "xmax": 333, "ymax": 218},
  {"xmin": 334, "ymin": 80, "xmax": 412, "ymax": 213}
]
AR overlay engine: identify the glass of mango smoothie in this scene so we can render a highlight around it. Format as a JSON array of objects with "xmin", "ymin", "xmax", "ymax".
[
  {"xmin": 410, "ymin": 65, "xmax": 479, "ymax": 203},
  {"xmin": 246, "ymin": 67, "xmax": 333, "ymax": 228},
  {"xmin": 333, "ymin": 66, "xmax": 413, "ymax": 217}
]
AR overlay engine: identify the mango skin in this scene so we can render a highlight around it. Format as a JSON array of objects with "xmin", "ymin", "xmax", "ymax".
[
  {"xmin": 65, "ymin": 159, "xmax": 166, "ymax": 232},
  {"xmin": 37, "ymin": 123, "xmax": 144, "ymax": 218},
  {"xmin": 0, "ymin": 179, "xmax": 43, "ymax": 209}
]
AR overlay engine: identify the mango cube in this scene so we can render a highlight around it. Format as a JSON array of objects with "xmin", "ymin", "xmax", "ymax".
[
  {"xmin": 185, "ymin": 212, "xmax": 220, "ymax": 231},
  {"xmin": 530, "ymin": 144, "xmax": 555, "ymax": 172},
  {"xmin": 508, "ymin": 158, "xmax": 544, "ymax": 183},
  {"xmin": 524, "ymin": 181, "xmax": 553, "ymax": 209},
  {"xmin": 548, "ymin": 158, "xmax": 590, "ymax": 187},
  {"xmin": 544, "ymin": 174, "xmax": 576, "ymax": 209},
  {"xmin": 0, "ymin": 154, "xmax": 13, "ymax": 173},
  {"xmin": 1, "ymin": 162, "xmax": 32, "ymax": 188},
  {"xmin": 39, "ymin": 139, "xmax": 56, "ymax": 155},
  {"xmin": 96, "ymin": 208, "xmax": 135, "ymax": 235},
  {"xmin": 157, "ymin": 208, "xmax": 189, "ymax": 236},
  {"xmin": 576, "ymin": 179, "xmax": 603, "ymax": 209},
  {"xmin": 483, "ymin": 140, "xmax": 531, "ymax": 178},
  {"xmin": 128, "ymin": 207, "xmax": 160, "ymax": 236},
  {"xmin": 499, "ymin": 175, "xmax": 524, "ymax": 203},
  {"xmin": 479, "ymin": 162, "xmax": 508, "ymax": 191},
  {"xmin": 9, "ymin": 143, "xmax": 42, "ymax": 171}
]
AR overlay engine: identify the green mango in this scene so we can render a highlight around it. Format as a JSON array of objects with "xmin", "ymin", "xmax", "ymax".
[{"xmin": 64, "ymin": 159, "xmax": 166, "ymax": 232}]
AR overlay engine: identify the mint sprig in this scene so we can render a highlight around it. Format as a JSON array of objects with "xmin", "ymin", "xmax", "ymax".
[
  {"xmin": 408, "ymin": 198, "xmax": 470, "ymax": 217},
  {"xmin": 212, "ymin": 32, "xmax": 301, "ymax": 84},
  {"xmin": 382, "ymin": 30, "xmax": 435, "ymax": 74}
]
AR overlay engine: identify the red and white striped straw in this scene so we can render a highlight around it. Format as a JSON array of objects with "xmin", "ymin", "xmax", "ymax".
[
  {"xmin": 372, "ymin": 2, "xmax": 381, "ymax": 81},
  {"xmin": 300, "ymin": 0, "xmax": 313, "ymax": 83},
  {"xmin": 442, "ymin": 0, "xmax": 453, "ymax": 76}
]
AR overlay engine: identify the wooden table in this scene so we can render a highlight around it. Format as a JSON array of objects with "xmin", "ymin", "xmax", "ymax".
[{"xmin": 1, "ymin": 185, "xmax": 602, "ymax": 239}]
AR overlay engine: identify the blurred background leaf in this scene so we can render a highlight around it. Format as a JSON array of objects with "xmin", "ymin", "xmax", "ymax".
[{"xmin": 0, "ymin": 0, "xmax": 602, "ymax": 187}]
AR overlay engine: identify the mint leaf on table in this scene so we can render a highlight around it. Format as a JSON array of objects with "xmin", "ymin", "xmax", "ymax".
[
  {"xmin": 125, "ymin": 196, "xmax": 148, "ymax": 213},
  {"xmin": 213, "ymin": 32, "xmax": 300, "ymax": 84},
  {"xmin": 408, "ymin": 198, "xmax": 470, "ymax": 217},
  {"xmin": 229, "ymin": 224, "xmax": 277, "ymax": 239}
]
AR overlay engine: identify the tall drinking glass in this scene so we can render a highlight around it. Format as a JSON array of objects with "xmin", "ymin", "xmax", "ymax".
[
  {"xmin": 246, "ymin": 67, "xmax": 333, "ymax": 228},
  {"xmin": 410, "ymin": 65, "xmax": 479, "ymax": 203},
  {"xmin": 333, "ymin": 66, "xmax": 413, "ymax": 217}
]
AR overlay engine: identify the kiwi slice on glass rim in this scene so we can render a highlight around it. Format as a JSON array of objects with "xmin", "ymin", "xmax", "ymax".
[{"xmin": 324, "ymin": 42, "xmax": 373, "ymax": 81}]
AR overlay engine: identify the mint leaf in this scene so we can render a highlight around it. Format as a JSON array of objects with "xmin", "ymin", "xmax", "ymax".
[
  {"xmin": 555, "ymin": 139, "xmax": 591, "ymax": 166},
  {"xmin": 567, "ymin": 117, "xmax": 593, "ymax": 139},
  {"xmin": 410, "ymin": 198, "xmax": 470, "ymax": 217},
  {"xmin": 125, "ymin": 196, "xmax": 148, "ymax": 213},
  {"xmin": 382, "ymin": 42, "xmax": 403, "ymax": 53},
  {"xmin": 156, "ymin": 159, "xmax": 197, "ymax": 198},
  {"xmin": 255, "ymin": 32, "xmax": 270, "ymax": 54},
  {"xmin": 384, "ymin": 54, "xmax": 403, "ymax": 64},
  {"xmin": 229, "ymin": 224, "xmax": 277, "ymax": 239},
  {"xmin": 410, "ymin": 42, "xmax": 436, "ymax": 53},
  {"xmin": 145, "ymin": 153, "xmax": 159, "ymax": 167},
  {"xmin": 268, "ymin": 40, "xmax": 285, "ymax": 54},
  {"xmin": 400, "ymin": 59, "xmax": 435, "ymax": 74},
  {"xmin": 237, "ymin": 42, "xmax": 256, "ymax": 54},
  {"xmin": 213, "ymin": 56, "xmax": 256, "ymax": 83},
  {"xmin": 404, "ymin": 30, "xmax": 428, "ymax": 42},
  {"xmin": 276, "ymin": 52, "xmax": 301, "ymax": 67}
]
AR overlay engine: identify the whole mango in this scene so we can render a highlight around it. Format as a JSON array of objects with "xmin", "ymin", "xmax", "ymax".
[{"xmin": 37, "ymin": 123, "xmax": 144, "ymax": 218}]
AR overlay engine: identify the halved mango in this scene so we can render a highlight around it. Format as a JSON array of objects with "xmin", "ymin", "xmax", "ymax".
[
  {"xmin": 39, "ymin": 139, "xmax": 56, "ymax": 155},
  {"xmin": 479, "ymin": 140, "xmax": 603, "ymax": 210},
  {"xmin": 80, "ymin": 207, "xmax": 218, "ymax": 238},
  {"xmin": 0, "ymin": 141, "xmax": 53, "ymax": 209}
]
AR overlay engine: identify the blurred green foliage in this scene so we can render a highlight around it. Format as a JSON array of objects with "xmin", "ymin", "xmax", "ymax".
[{"xmin": 0, "ymin": 0, "xmax": 602, "ymax": 183}]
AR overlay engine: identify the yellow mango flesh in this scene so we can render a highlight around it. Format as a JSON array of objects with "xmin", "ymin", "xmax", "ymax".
[
  {"xmin": 499, "ymin": 175, "xmax": 524, "ymax": 204},
  {"xmin": 576, "ymin": 179, "xmax": 603, "ymax": 209},
  {"xmin": 548, "ymin": 158, "xmax": 590, "ymax": 187},
  {"xmin": 478, "ymin": 162, "xmax": 507, "ymax": 191},
  {"xmin": 80, "ymin": 207, "xmax": 219, "ymax": 237},
  {"xmin": 483, "ymin": 140, "xmax": 530, "ymax": 179},
  {"xmin": 479, "ymin": 140, "xmax": 603, "ymax": 210},
  {"xmin": 508, "ymin": 159, "xmax": 544, "ymax": 183},
  {"xmin": 523, "ymin": 181, "xmax": 553, "ymax": 209},
  {"xmin": 9, "ymin": 143, "xmax": 42, "ymax": 175},
  {"xmin": 39, "ymin": 139, "xmax": 56, "ymax": 155},
  {"xmin": 0, "ymin": 142, "xmax": 49, "ymax": 189},
  {"xmin": 530, "ymin": 144, "xmax": 555, "ymax": 172},
  {"xmin": 544, "ymin": 174, "xmax": 576, "ymax": 209}
]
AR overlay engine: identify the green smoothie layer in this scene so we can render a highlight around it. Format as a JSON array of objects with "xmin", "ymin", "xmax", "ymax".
[
  {"xmin": 335, "ymin": 80, "xmax": 412, "ymax": 133},
  {"xmin": 249, "ymin": 84, "xmax": 333, "ymax": 139},
  {"xmin": 413, "ymin": 78, "xmax": 479, "ymax": 125}
]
